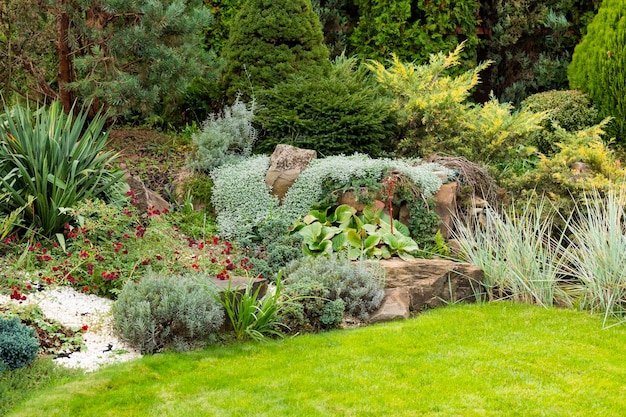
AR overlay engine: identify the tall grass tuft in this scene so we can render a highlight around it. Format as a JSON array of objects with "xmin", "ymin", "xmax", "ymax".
[
  {"xmin": 565, "ymin": 188, "xmax": 626, "ymax": 327},
  {"xmin": 453, "ymin": 198, "xmax": 571, "ymax": 307}
]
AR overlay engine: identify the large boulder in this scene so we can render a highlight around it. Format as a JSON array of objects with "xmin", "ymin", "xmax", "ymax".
[
  {"xmin": 370, "ymin": 258, "xmax": 484, "ymax": 322},
  {"xmin": 265, "ymin": 144, "xmax": 317, "ymax": 201}
]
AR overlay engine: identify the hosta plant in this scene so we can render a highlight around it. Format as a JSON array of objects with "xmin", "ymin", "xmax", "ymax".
[{"xmin": 292, "ymin": 203, "xmax": 419, "ymax": 260}]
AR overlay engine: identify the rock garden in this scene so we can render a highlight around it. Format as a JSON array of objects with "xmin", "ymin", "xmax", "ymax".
[{"xmin": 3, "ymin": 0, "xmax": 626, "ymax": 415}]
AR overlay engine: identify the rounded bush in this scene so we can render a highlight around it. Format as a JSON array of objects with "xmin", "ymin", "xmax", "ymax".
[
  {"xmin": 255, "ymin": 56, "xmax": 396, "ymax": 157},
  {"xmin": 522, "ymin": 89, "xmax": 599, "ymax": 155},
  {"xmin": 0, "ymin": 317, "xmax": 39, "ymax": 371},
  {"xmin": 112, "ymin": 274, "xmax": 224, "ymax": 354},
  {"xmin": 283, "ymin": 253, "xmax": 386, "ymax": 331}
]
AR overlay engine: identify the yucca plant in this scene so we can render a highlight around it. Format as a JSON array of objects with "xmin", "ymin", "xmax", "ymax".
[
  {"xmin": 565, "ymin": 188, "xmax": 626, "ymax": 327},
  {"xmin": 453, "ymin": 198, "xmax": 572, "ymax": 307},
  {"xmin": 0, "ymin": 101, "xmax": 124, "ymax": 236}
]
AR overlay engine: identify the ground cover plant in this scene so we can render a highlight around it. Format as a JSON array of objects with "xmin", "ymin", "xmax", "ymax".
[
  {"xmin": 6, "ymin": 302, "xmax": 626, "ymax": 416},
  {"xmin": 0, "ymin": 197, "xmax": 253, "ymax": 299}
]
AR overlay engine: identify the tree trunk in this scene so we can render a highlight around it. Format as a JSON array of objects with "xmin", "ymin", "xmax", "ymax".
[{"xmin": 57, "ymin": 8, "xmax": 73, "ymax": 113}]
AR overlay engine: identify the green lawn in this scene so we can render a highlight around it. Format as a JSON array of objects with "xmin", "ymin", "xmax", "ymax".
[{"xmin": 8, "ymin": 302, "xmax": 626, "ymax": 417}]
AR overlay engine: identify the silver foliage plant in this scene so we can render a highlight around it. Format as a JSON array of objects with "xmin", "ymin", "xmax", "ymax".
[
  {"xmin": 211, "ymin": 155, "xmax": 279, "ymax": 239},
  {"xmin": 211, "ymin": 153, "xmax": 449, "ymax": 240},
  {"xmin": 281, "ymin": 154, "xmax": 449, "ymax": 221},
  {"xmin": 190, "ymin": 97, "xmax": 257, "ymax": 172}
]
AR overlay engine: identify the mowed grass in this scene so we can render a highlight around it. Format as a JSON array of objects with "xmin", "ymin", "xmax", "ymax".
[{"xmin": 8, "ymin": 302, "xmax": 626, "ymax": 417}]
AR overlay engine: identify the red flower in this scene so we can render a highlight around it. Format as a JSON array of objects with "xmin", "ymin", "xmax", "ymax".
[
  {"xmin": 81, "ymin": 325, "xmax": 89, "ymax": 331},
  {"xmin": 79, "ymin": 250, "xmax": 90, "ymax": 259},
  {"xmin": 155, "ymin": 254, "xmax": 163, "ymax": 261},
  {"xmin": 191, "ymin": 263, "xmax": 200, "ymax": 270},
  {"xmin": 25, "ymin": 284, "xmax": 32, "ymax": 291},
  {"xmin": 142, "ymin": 258, "xmax": 151, "ymax": 265},
  {"xmin": 83, "ymin": 286, "xmax": 89, "ymax": 292}
]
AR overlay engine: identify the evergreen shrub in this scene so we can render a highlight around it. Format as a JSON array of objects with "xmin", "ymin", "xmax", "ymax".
[
  {"xmin": 522, "ymin": 90, "xmax": 599, "ymax": 155},
  {"xmin": 568, "ymin": 0, "xmax": 626, "ymax": 142},
  {"xmin": 221, "ymin": 0, "xmax": 330, "ymax": 99},
  {"xmin": 349, "ymin": 0, "xmax": 480, "ymax": 69},
  {"xmin": 284, "ymin": 254, "xmax": 386, "ymax": 322},
  {"xmin": 477, "ymin": 1, "xmax": 597, "ymax": 105},
  {"xmin": 112, "ymin": 274, "xmax": 224, "ymax": 353},
  {"xmin": 190, "ymin": 97, "xmax": 257, "ymax": 172},
  {"xmin": 0, "ymin": 317, "xmax": 39, "ymax": 371},
  {"xmin": 255, "ymin": 55, "xmax": 396, "ymax": 157},
  {"xmin": 368, "ymin": 45, "xmax": 547, "ymax": 165}
]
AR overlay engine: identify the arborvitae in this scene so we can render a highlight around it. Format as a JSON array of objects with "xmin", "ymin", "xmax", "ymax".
[
  {"xmin": 568, "ymin": 0, "xmax": 626, "ymax": 142},
  {"xmin": 221, "ymin": 0, "xmax": 330, "ymax": 99}
]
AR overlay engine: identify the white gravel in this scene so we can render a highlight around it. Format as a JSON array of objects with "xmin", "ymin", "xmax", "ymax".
[{"xmin": 0, "ymin": 286, "xmax": 141, "ymax": 372}]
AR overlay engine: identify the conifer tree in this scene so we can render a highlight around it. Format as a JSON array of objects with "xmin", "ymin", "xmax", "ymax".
[
  {"xmin": 568, "ymin": 0, "xmax": 626, "ymax": 142},
  {"xmin": 221, "ymin": 0, "xmax": 330, "ymax": 99},
  {"xmin": 0, "ymin": 0, "xmax": 212, "ymax": 118}
]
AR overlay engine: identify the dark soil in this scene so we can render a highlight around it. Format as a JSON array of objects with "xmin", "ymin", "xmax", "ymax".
[{"xmin": 107, "ymin": 128, "xmax": 192, "ymax": 197}]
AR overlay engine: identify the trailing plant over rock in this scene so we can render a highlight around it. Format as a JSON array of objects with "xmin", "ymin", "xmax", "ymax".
[
  {"xmin": 210, "ymin": 155, "xmax": 279, "ymax": 240},
  {"xmin": 211, "ymin": 154, "xmax": 448, "ymax": 244}
]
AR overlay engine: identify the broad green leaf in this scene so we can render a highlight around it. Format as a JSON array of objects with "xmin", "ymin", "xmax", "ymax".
[
  {"xmin": 347, "ymin": 229, "xmax": 363, "ymax": 248},
  {"xmin": 334, "ymin": 204, "xmax": 357, "ymax": 226},
  {"xmin": 363, "ymin": 234, "xmax": 381, "ymax": 250},
  {"xmin": 331, "ymin": 232, "xmax": 348, "ymax": 252},
  {"xmin": 298, "ymin": 222, "xmax": 323, "ymax": 243},
  {"xmin": 381, "ymin": 233, "xmax": 399, "ymax": 249}
]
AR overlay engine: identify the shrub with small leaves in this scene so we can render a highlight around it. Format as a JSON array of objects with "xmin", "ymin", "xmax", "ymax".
[
  {"xmin": 284, "ymin": 253, "xmax": 385, "ymax": 325},
  {"xmin": 0, "ymin": 317, "xmax": 39, "ymax": 371},
  {"xmin": 522, "ymin": 90, "xmax": 600, "ymax": 156},
  {"xmin": 190, "ymin": 98, "xmax": 257, "ymax": 172},
  {"xmin": 112, "ymin": 273, "xmax": 224, "ymax": 354},
  {"xmin": 254, "ymin": 55, "xmax": 396, "ymax": 157}
]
